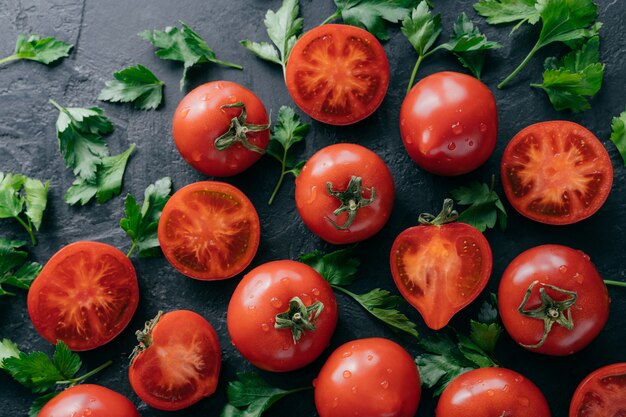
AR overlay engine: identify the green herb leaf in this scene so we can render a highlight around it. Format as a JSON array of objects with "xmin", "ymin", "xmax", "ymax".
[
  {"xmin": 0, "ymin": 239, "xmax": 42, "ymax": 296},
  {"xmin": 469, "ymin": 320, "xmax": 503, "ymax": 353},
  {"xmin": 610, "ymin": 107, "xmax": 626, "ymax": 165},
  {"xmin": 266, "ymin": 106, "xmax": 310, "ymax": 204},
  {"xmin": 221, "ymin": 372, "xmax": 309, "ymax": 417},
  {"xmin": 330, "ymin": 0, "xmax": 414, "ymax": 40},
  {"xmin": 0, "ymin": 173, "xmax": 48, "ymax": 245},
  {"xmin": 0, "ymin": 339, "xmax": 20, "ymax": 362},
  {"xmin": 450, "ymin": 180, "xmax": 507, "ymax": 232},
  {"xmin": 23, "ymin": 177, "xmax": 49, "ymax": 231},
  {"xmin": 98, "ymin": 64, "xmax": 164, "ymax": 110},
  {"xmin": 52, "ymin": 341, "xmax": 81, "ymax": 380},
  {"xmin": 29, "ymin": 392, "xmax": 60, "ymax": 417},
  {"xmin": 0, "ymin": 173, "xmax": 26, "ymax": 220},
  {"xmin": 532, "ymin": 36, "xmax": 604, "ymax": 112},
  {"xmin": 120, "ymin": 177, "xmax": 172, "ymax": 257},
  {"xmin": 299, "ymin": 247, "xmax": 359, "ymax": 286},
  {"xmin": 240, "ymin": 40, "xmax": 281, "ymax": 65},
  {"xmin": 0, "ymin": 34, "xmax": 72, "ymax": 65},
  {"xmin": 139, "ymin": 22, "xmax": 242, "ymax": 90},
  {"xmin": 2, "ymin": 351, "xmax": 65, "ymax": 393},
  {"xmin": 401, "ymin": 2, "xmax": 441, "ymax": 58},
  {"xmin": 473, "ymin": 0, "xmax": 540, "ymax": 30},
  {"xmin": 347, "ymin": 288, "xmax": 419, "ymax": 338},
  {"xmin": 478, "ymin": 293, "xmax": 499, "ymax": 323}
]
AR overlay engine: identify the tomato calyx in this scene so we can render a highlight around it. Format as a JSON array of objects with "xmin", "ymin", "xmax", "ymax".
[
  {"xmin": 214, "ymin": 102, "xmax": 269, "ymax": 154},
  {"xmin": 274, "ymin": 296, "xmax": 324, "ymax": 344},
  {"xmin": 418, "ymin": 199, "xmax": 460, "ymax": 226},
  {"xmin": 130, "ymin": 311, "xmax": 164, "ymax": 362},
  {"xmin": 326, "ymin": 176, "xmax": 375, "ymax": 230},
  {"xmin": 518, "ymin": 281, "xmax": 578, "ymax": 349}
]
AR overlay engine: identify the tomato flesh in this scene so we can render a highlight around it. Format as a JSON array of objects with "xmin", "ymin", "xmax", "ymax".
[
  {"xmin": 501, "ymin": 121, "xmax": 613, "ymax": 225},
  {"xmin": 28, "ymin": 241, "xmax": 138, "ymax": 351},
  {"xmin": 571, "ymin": 364, "xmax": 626, "ymax": 417},
  {"xmin": 158, "ymin": 181, "xmax": 260, "ymax": 280},
  {"xmin": 286, "ymin": 24, "xmax": 389, "ymax": 125},
  {"xmin": 391, "ymin": 223, "xmax": 492, "ymax": 330}
]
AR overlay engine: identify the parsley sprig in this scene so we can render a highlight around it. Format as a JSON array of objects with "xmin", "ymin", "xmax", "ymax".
[
  {"xmin": 300, "ymin": 247, "xmax": 419, "ymax": 339},
  {"xmin": 450, "ymin": 176, "xmax": 507, "ymax": 232},
  {"xmin": 610, "ymin": 107, "xmax": 626, "ymax": 166},
  {"xmin": 474, "ymin": 0, "xmax": 540, "ymax": 31},
  {"xmin": 0, "ymin": 173, "xmax": 48, "ymax": 245},
  {"xmin": 0, "ymin": 34, "xmax": 72, "ymax": 66},
  {"xmin": 98, "ymin": 64, "xmax": 164, "ymax": 110},
  {"xmin": 0, "ymin": 339, "xmax": 111, "ymax": 417},
  {"xmin": 0, "ymin": 239, "xmax": 41, "ymax": 296}
]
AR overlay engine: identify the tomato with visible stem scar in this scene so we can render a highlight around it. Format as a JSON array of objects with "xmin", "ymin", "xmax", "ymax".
[
  {"xmin": 390, "ymin": 199, "xmax": 492, "ymax": 330},
  {"xmin": 570, "ymin": 363, "xmax": 626, "ymax": 417}
]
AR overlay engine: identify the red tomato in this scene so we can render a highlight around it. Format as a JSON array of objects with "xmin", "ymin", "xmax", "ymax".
[
  {"xmin": 436, "ymin": 368, "xmax": 551, "ymax": 417},
  {"xmin": 570, "ymin": 363, "xmax": 626, "ymax": 417},
  {"xmin": 158, "ymin": 181, "xmax": 260, "ymax": 280},
  {"xmin": 501, "ymin": 121, "xmax": 613, "ymax": 225},
  {"xmin": 390, "ymin": 200, "xmax": 492, "ymax": 329},
  {"xmin": 172, "ymin": 80, "xmax": 269, "ymax": 177},
  {"xmin": 38, "ymin": 384, "xmax": 140, "ymax": 417},
  {"xmin": 498, "ymin": 245, "xmax": 609, "ymax": 356},
  {"xmin": 285, "ymin": 24, "xmax": 389, "ymax": 125},
  {"xmin": 314, "ymin": 338, "xmax": 421, "ymax": 417},
  {"xmin": 400, "ymin": 71, "xmax": 497, "ymax": 176},
  {"xmin": 128, "ymin": 310, "xmax": 221, "ymax": 411},
  {"xmin": 227, "ymin": 260, "xmax": 337, "ymax": 372},
  {"xmin": 295, "ymin": 143, "xmax": 395, "ymax": 244},
  {"xmin": 27, "ymin": 241, "xmax": 139, "ymax": 351}
]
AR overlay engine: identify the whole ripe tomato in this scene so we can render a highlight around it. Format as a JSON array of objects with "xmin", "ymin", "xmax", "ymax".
[
  {"xmin": 295, "ymin": 143, "xmax": 395, "ymax": 244},
  {"xmin": 570, "ymin": 363, "xmax": 626, "ymax": 417},
  {"xmin": 285, "ymin": 24, "xmax": 390, "ymax": 125},
  {"xmin": 498, "ymin": 244, "xmax": 609, "ymax": 356},
  {"xmin": 27, "ymin": 241, "xmax": 139, "ymax": 351},
  {"xmin": 400, "ymin": 71, "xmax": 497, "ymax": 176},
  {"xmin": 390, "ymin": 199, "xmax": 492, "ymax": 329},
  {"xmin": 314, "ymin": 338, "xmax": 421, "ymax": 417},
  {"xmin": 172, "ymin": 80, "xmax": 269, "ymax": 176},
  {"xmin": 38, "ymin": 384, "xmax": 140, "ymax": 417},
  {"xmin": 227, "ymin": 260, "xmax": 337, "ymax": 372},
  {"xmin": 501, "ymin": 120, "xmax": 613, "ymax": 225},
  {"xmin": 436, "ymin": 368, "xmax": 551, "ymax": 417},
  {"xmin": 128, "ymin": 310, "xmax": 221, "ymax": 411},
  {"xmin": 158, "ymin": 181, "xmax": 260, "ymax": 280}
]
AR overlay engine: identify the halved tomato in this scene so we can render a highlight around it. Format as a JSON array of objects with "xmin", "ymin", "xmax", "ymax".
[
  {"xmin": 501, "ymin": 121, "xmax": 613, "ymax": 225},
  {"xmin": 285, "ymin": 24, "xmax": 389, "ymax": 125},
  {"xmin": 27, "ymin": 241, "xmax": 139, "ymax": 351},
  {"xmin": 158, "ymin": 181, "xmax": 260, "ymax": 280},
  {"xmin": 390, "ymin": 200, "xmax": 492, "ymax": 330},
  {"xmin": 570, "ymin": 363, "xmax": 626, "ymax": 417},
  {"xmin": 129, "ymin": 310, "xmax": 221, "ymax": 411}
]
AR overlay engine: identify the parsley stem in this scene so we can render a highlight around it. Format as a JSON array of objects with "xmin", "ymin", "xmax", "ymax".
[
  {"xmin": 211, "ymin": 59, "xmax": 243, "ymax": 70},
  {"xmin": 49, "ymin": 98, "xmax": 65, "ymax": 113},
  {"xmin": 604, "ymin": 280, "xmax": 626, "ymax": 288},
  {"xmin": 14, "ymin": 215, "xmax": 36, "ymax": 246},
  {"xmin": 320, "ymin": 10, "xmax": 342, "ymax": 26},
  {"xmin": 127, "ymin": 241, "xmax": 138, "ymax": 258},
  {"xmin": 0, "ymin": 55, "xmax": 19, "ymax": 65},
  {"xmin": 57, "ymin": 360, "xmax": 113, "ymax": 386},
  {"xmin": 498, "ymin": 41, "xmax": 541, "ymax": 89},
  {"xmin": 269, "ymin": 145, "xmax": 290, "ymax": 205},
  {"xmin": 406, "ymin": 54, "xmax": 425, "ymax": 95}
]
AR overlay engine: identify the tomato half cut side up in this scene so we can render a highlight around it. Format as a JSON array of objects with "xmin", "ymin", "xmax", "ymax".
[
  {"xmin": 570, "ymin": 363, "xmax": 626, "ymax": 417},
  {"xmin": 501, "ymin": 121, "xmax": 613, "ymax": 225},
  {"xmin": 27, "ymin": 241, "xmax": 139, "ymax": 351},
  {"xmin": 158, "ymin": 181, "xmax": 260, "ymax": 280},
  {"xmin": 390, "ymin": 200, "xmax": 492, "ymax": 330},
  {"xmin": 285, "ymin": 24, "xmax": 390, "ymax": 126}
]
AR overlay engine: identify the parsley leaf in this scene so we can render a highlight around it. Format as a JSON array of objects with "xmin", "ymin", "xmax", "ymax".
[
  {"xmin": 120, "ymin": 177, "xmax": 172, "ymax": 258},
  {"xmin": 0, "ymin": 339, "xmax": 21, "ymax": 362},
  {"xmin": 474, "ymin": 0, "xmax": 540, "ymax": 31},
  {"xmin": 266, "ymin": 106, "xmax": 310, "ymax": 204},
  {"xmin": 139, "ymin": 22, "xmax": 242, "ymax": 90},
  {"xmin": 241, "ymin": 0, "xmax": 303, "ymax": 80},
  {"xmin": 0, "ymin": 34, "xmax": 73, "ymax": 65},
  {"xmin": 98, "ymin": 64, "xmax": 164, "ymax": 110},
  {"xmin": 450, "ymin": 179, "xmax": 507, "ymax": 232},
  {"xmin": 324, "ymin": 0, "xmax": 414, "ymax": 41},
  {"xmin": 221, "ymin": 373, "xmax": 310, "ymax": 417},
  {"xmin": 531, "ymin": 36, "xmax": 604, "ymax": 112},
  {"xmin": 300, "ymin": 247, "xmax": 359, "ymax": 286},
  {"xmin": 497, "ymin": 0, "xmax": 599, "ymax": 88},
  {"xmin": 610, "ymin": 107, "xmax": 626, "ymax": 165},
  {"xmin": 0, "ymin": 173, "xmax": 49, "ymax": 245},
  {"xmin": 0, "ymin": 238, "xmax": 41, "ymax": 296}
]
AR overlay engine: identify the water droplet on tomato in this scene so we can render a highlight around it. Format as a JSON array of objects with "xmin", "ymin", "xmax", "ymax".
[
  {"xmin": 307, "ymin": 185, "xmax": 318, "ymax": 205},
  {"xmin": 332, "ymin": 397, "xmax": 339, "ymax": 408},
  {"xmin": 228, "ymin": 95, "xmax": 237, "ymax": 103},
  {"xmin": 261, "ymin": 323, "xmax": 269, "ymax": 332},
  {"xmin": 351, "ymin": 386, "xmax": 358, "ymax": 394},
  {"xmin": 342, "ymin": 351, "xmax": 352, "ymax": 358},
  {"xmin": 280, "ymin": 277, "xmax": 290, "ymax": 285},
  {"xmin": 312, "ymin": 288, "xmax": 320, "ymax": 296},
  {"xmin": 191, "ymin": 150, "xmax": 202, "ymax": 162},
  {"xmin": 270, "ymin": 297, "xmax": 283, "ymax": 308},
  {"xmin": 84, "ymin": 409, "xmax": 92, "ymax": 416},
  {"xmin": 559, "ymin": 265, "xmax": 568, "ymax": 274},
  {"xmin": 400, "ymin": 118, "xmax": 406, "ymax": 127},
  {"xmin": 503, "ymin": 384, "xmax": 510, "ymax": 393},
  {"xmin": 386, "ymin": 368, "xmax": 393, "ymax": 374},
  {"xmin": 480, "ymin": 123, "xmax": 488, "ymax": 132},
  {"xmin": 451, "ymin": 122, "xmax": 463, "ymax": 134},
  {"xmin": 468, "ymin": 141, "xmax": 474, "ymax": 146},
  {"xmin": 405, "ymin": 134, "xmax": 413, "ymax": 144},
  {"xmin": 201, "ymin": 94, "xmax": 209, "ymax": 101},
  {"xmin": 343, "ymin": 370, "xmax": 352, "ymax": 379},
  {"xmin": 300, "ymin": 293, "xmax": 312, "ymax": 304},
  {"xmin": 487, "ymin": 389, "xmax": 495, "ymax": 397},
  {"xmin": 518, "ymin": 397, "xmax": 530, "ymax": 407},
  {"xmin": 514, "ymin": 376, "xmax": 523, "ymax": 383},
  {"xmin": 574, "ymin": 273, "xmax": 584, "ymax": 284},
  {"xmin": 448, "ymin": 142, "xmax": 456, "ymax": 151},
  {"xmin": 216, "ymin": 81, "xmax": 225, "ymax": 89},
  {"xmin": 367, "ymin": 354, "xmax": 374, "ymax": 361},
  {"xmin": 380, "ymin": 380, "xmax": 389, "ymax": 390}
]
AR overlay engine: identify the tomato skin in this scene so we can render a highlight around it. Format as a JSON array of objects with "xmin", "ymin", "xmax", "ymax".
[
  {"xmin": 314, "ymin": 338, "xmax": 421, "ymax": 417},
  {"xmin": 128, "ymin": 310, "xmax": 221, "ymax": 411},
  {"xmin": 158, "ymin": 181, "xmax": 260, "ymax": 280},
  {"xmin": 285, "ymin": 24, "xmax": 390, "ymax": 125},
  {"xmin": 570, "ymin": 363, "xmax": 626, "ymax": 417},
  {"xmin": 172, "ymin": 81, "xmax": 269, "ymax": 177},
  {"xmin": 295, "ymin": 143, "xmax": 395, "ymax": 244},
  {"xmin": 436, "ymin": 368, "xmax": 551, "ymax": 417},
  {"xmin": 27, "ymin": 241, "xmax": 139, "ymax": 351},
  {"xmin": 38, "ymin": 384, "xmax": 140, "ymax": 417},
  {"xmin": 390, "ymin": 222, "xmax": 492, "ymax": 329},
  {"xmin": 400, "ymin": 71, "xmax": 497, "ymax": 176},
  {"xmin": 227, "ymin": 260, "xmax": 337, "ymax": 372},
  {"xmin": 501, "ymin": 121, "xmax": 613, "ymax": 225},
  {"xmin": 498, "ymin": 245, "xmax": 609, "ymax": 356}
]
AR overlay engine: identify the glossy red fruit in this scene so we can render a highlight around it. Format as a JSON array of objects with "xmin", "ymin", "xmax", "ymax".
[
  {"xmin": 38, "ymin": 384, "xmax": 140, "ymax": 417},
  {"xmin": 570, "ymin": 363, "xmax": 626, "ymax": 417}
]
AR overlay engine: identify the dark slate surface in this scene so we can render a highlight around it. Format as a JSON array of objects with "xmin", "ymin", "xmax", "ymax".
[{"xmin": 1, "ymin": 0, "xmax": 625, "ymax": 416}]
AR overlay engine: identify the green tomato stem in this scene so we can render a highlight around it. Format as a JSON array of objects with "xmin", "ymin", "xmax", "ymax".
[
  {"xmin": 0, "ymin": 55, "xmax": 19, "ymax": 65},
  {"xmin": 57, "ymin": 360, "xmax": 113, "ymax": 386},
  {"xmin": 406, "ymin": 54, "xmax": 425, "ymax": 95},
  {"xmin": 14, "ymin": 215, "xmax": 36, "ymax": 246},
  {"xmin": 320, "ymin": 10, "xmax": 342, "ymax": 26},
  {"xmin": 604, "ymin": 280, "xmax": 626, "ymax": 288},
  {"xmin": 498, "ymin": 41, "xmax": 541, "ymax": 89}
]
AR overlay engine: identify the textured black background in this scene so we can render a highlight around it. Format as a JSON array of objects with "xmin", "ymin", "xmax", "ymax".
[{"xmin": 1, "ymin": 0, "xmax": 625, "ymax": 416}]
